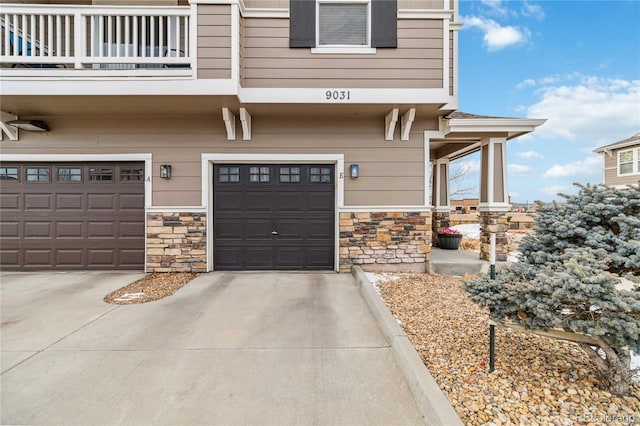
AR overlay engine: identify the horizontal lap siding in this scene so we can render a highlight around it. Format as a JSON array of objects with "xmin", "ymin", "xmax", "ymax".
[
  {"xmin": 197, "ymin": 5, "xmax": 231, "ymax": 79},
  {"xmin": 3, "ymin": 115, "xmax": 425, "ymax": 207},
  {"xmin": 603, "ymin": 149, "xmax": 640, "ymax": 186},
  {"xmin": 242, "ymin": 18, "xmax": 443, "ymax": 88}
]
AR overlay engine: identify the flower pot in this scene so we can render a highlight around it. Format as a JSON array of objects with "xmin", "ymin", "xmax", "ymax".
[{"xmin": 437, "ymin": 233, "xmax": 462, "ymax": 250}]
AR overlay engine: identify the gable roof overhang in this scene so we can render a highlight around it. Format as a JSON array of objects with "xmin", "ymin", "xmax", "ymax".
[
  {"xmin": 593, "ymin": 132, "xmax": 640, "ymax": 156},
  {"xmin": 429, "ymin": 112, "xmax": 546, "ymax": 161}
]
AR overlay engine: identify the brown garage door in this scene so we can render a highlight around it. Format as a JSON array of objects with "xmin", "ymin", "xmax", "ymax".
[
  {"xmin": 0, "ymin": 162, "xmax": 145, "ymax": 270},
  {"xmin": 214, "ymin": 164, "xmax": 335, "ymax": 270}
]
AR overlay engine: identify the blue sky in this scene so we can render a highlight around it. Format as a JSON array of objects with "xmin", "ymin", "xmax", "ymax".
[{"xmin": 450, "ymin": 0, "xmax": 640, "ymax": 203}]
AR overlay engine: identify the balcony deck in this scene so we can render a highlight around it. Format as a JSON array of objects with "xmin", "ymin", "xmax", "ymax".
[{"xmin": 0, "ymin": 4, "xmax": 192, "ymax": 76}]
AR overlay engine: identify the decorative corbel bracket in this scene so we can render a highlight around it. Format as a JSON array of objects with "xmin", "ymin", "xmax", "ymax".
[
  {"xmin": 401, "ymin": 108, "xmax": 415, "ymax": 141},
  {"xmin": 0, "ymin": 111, "xmax": 19, "ymax": 141},
  {"xmin": 222, "ymin": 107, "xmax": 236, "ymax": 141},
  {"xmin": 385, "ymin": 108, "xmax": 399, "ymax": 141},
  {"xmin": 239, "ymin": 108, "xmax": 251, "ymax": 141}
]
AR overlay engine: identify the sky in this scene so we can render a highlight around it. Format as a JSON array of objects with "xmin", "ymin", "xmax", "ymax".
[{"xmin": 450, "ymin": 0, "xmax": 640, "ymax": 203}]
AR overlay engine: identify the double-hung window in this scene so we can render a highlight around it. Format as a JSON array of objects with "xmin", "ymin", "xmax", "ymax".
[
  {"xmin": 618, "ymin": 148, "xmax": 640, "ymax": 176},
  {"xmin": 316, "ymin": 1, "xmax": 371, "ymax": 52},
  {"xmin": 290, "ymin": 0, "xmax": 397, "ymax": 52}
]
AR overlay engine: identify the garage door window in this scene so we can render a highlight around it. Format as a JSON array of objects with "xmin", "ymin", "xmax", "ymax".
[
  {"xmin": 249, "ymin": 166, "xmax": 270, "ymax": 183},
  {"xmin": 89, "ymin": 167, "xmax": 113, "ymax": 182},
  {"xmin": 26, "ymin": 167, "xmax": 50, "ymax": 182},
  {"xmin": 0, "ymin": 166, "xmax": 19, "ymax": 181},
  {"xmin": 310, "ymin": 166, "xmax": 332, "ymax": 183},
  {"xmin": 121, "ymin": 166, "xmax": 145, "ymax": 182},
  {"xmin": 279, "ymin": 166, "xmax": 301, "ymax": 183},
  {"xmin": 57, "ymin": 167, "xmax": 82, "ymax": 182},
  {"xmin": 218, "ymin": 166, "xmax": 240, "ymax": 183}
]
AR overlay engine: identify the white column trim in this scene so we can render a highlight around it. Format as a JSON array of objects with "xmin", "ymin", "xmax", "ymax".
[
  {"xmin": 0, "ymin": 111, "xmax": 18, "ymax": 141},
  {"xmin": 442, "ymin": 17, "xmax": 450, "ymax": 93},
  {"xmin": 230, "ymin": 2, "xmax": 240, "ymax": 83},
  {"xmin": 500, "ymin": 140, "xmax": 508, "ymax": 204},
  {"xmin": 190, "ymin": 2, "xmax": 199, "ymax": 78},
  {"xmin": 487, "ymin": 138, "xmax": 495, "ymax": 204}
]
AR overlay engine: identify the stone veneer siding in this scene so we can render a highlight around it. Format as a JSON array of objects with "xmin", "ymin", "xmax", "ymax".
[
  {"xmin": 146, "ymin": 212, "xmax": 207, "ymax": 273},
  {"xmin": 479, "ymin": 211, "xmax": 508, "ymax": 261},
  {"xmin": 339, "ymin": 211, "xmax": 431, "ymax": 272},
  {"xmin": 432, "ymin": 211, "xmax": 451, "ymax": 246}
]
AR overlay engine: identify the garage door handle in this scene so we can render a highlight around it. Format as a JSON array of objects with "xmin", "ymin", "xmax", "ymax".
[{"xmin": 271, "ymin": 231, "xmax": 278, "ymax": 235}]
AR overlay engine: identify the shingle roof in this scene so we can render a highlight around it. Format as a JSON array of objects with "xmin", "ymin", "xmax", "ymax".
[
  {"xmin": 594, "ymin": 132, "xmax": 640, "ymax": 152},
  {"xmin": 445, "ymin": 111, "xmax": 515, "ymax": 120}
]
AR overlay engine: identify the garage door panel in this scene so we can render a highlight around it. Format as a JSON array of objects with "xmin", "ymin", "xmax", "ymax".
[
  {"xmin": 0, "ymin": 193, "xmax": 20, "ymax": 210},
  {"xmin": 120, "ymin": 249, "xmax": 144, "ymax": 266},
  {"xmin": 214, "ymin": 246, "xmax": 243, "ymax": 269},
  {"xmin": 0, "ymin": 250, "xmax": 20, "ymax": 267},
  {"xmin": 56, "ymin": 193, "xmax": 84, "ymax": 210},
  {"xmin": 56, "ymin": 250, "xmax": 85, "ymax": 267},
  {"xmin": 245, "ymin": 192, "xmax": 274, "ymax": 212},
  {"xmin": 307, "ymin": 247, "xmax": 335, "ymax": 268},
  {"xmin": 119, "ymin": 221, "xmax": 145, "ymax": 238},
  {"xmin": 87, "ymin": 222, "xmax": 115, "ymax": 238},
  {"xmin": 24, "ymin": 249, "xmax": 53, "ymax": 267},
  {"xmin": 245, "ymin": 220, "xmax": 273, "ymax": 240},
  {"xmin": 214, "ymin": 219, "xmax": 243, "ymax": 239},
  {"xmin": 214, "ymin": 192, "xmax": 243, "ymax": 212},
  {"xmin": 0, "ymin": 221, "xmax": 20, "ymax": 238},
  {"xmin": 275, "ymin": 220, "xmax": 304, "ymax": 240},
  {"xmin": 24, "ymin": 222, "xmax": 52, "ymax": 238},
  {"xmin": 306, "ymin": 192, "xmax": 334, "ymax": 212},
  {"xmin": 56, "ymin": 221, "xmax": 84, "ymax": 238},
  {"xmin": 307, "ymin": 219, "xmax": 335, "ymax": 240},
  {"xmin": 0, "ymin": 162, "xmax": 145, "ymax": 270},
  {"xmin": 87, "ymin": 194, "xmax": 116, "ymax": 210},
  {"xmin": 88, "ymin": 250, "xmax": 115, "ymax": 265},
  {"xmin": 246, "ymin": 247, "xmax": 273, "ymax": 268},
  {"xmin": 24, "ymin": 194, "xmax": 52, "ymax": 210},
  {"xmin": 119, "ymin": 193, "xmax": 145, "ymax": 210},
  {"xmin": 274, "ymin": 192, "xmax": 305, "ymax": 213},
  {"xmin": 275, "ymin": 247, "xmax": 303, "ymax": 268}
]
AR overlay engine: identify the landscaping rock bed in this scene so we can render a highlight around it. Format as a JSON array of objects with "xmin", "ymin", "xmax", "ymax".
[
  {"xmin": 376, "ymin": 272, "xmax": 640, "ymax": 425},
  {"xmin": 104, "ymin": 273, "xmax": 199, "ymax": 304}
]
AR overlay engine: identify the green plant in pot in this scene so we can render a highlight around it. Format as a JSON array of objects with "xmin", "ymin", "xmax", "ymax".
[{"xmin": 437, "ymin": 227, "xmax": 462, "ymax": 249}]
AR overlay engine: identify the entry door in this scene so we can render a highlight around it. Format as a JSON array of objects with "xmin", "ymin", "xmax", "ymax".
[{"xmin": 213, "ymin": 164, "xmax": 335, "ymax": 270}]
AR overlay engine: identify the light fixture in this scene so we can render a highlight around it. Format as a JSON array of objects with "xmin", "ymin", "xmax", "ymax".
[
  {"xmin": 6, "ymin": 119, "xmax": 50, "ymax": 132},
  {"xmin": 350, "ymin": 164, "xmax": 359, "ymax": 179},
  {"xmin": 160, "ymin": 164, "xmax": 172, "ymax": 179}
]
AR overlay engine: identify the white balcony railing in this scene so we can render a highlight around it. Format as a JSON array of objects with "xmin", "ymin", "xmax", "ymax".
[{"xmin": 0, "ymin": 5, "xmax": 191, "ymax": 71}]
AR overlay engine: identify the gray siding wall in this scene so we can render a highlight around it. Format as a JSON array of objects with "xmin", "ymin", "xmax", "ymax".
[
  {"xmin": 197, "ymin": 5, "xmax": 232, "ymax": 79},
  {"xmin": 242, "ymin": 17, "xmax": 443, "ymax": 88},
  {"xmin": 2, "ymin": 115, "xmax": 429, "ymax": 207}
]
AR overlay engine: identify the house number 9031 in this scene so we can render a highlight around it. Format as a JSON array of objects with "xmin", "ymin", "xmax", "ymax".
[{"xmin": 325, "ymin": 90, "xmax": 351, "ymax": 101}]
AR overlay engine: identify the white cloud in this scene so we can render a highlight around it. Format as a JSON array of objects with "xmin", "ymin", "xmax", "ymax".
[
  {"xmin": 462, "ymin": 16, "xmax": 529, "ymax": 51},
  {"xmin": 517, "ymin": 150, "xmax": 543, "ymax": 159},
  {"xmin": 480, "ymin": 0, "xmax": 510, "ymax": 16},
  {"xmin": 539, "ymin": 185, "xmax": 570, "ymax": 196},
  {"xmin": 525, "ymin": 76, "xmax": 640, "ymax": 143},
  {"xmin": 521, "ymin": 1, "xmax": 545, "ymax": 20},
  {"xmin": 542, "ymin": 156, "xmax": 601, "ymax": 179},
  {"xmin": 508, "ymin": 164, "xmax": 534, "ymax": 176}
]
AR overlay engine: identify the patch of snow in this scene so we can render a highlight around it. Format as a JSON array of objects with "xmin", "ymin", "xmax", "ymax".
[
  {"xmin": 560, "ymin": 308, "xmax": 574, "ymax": 315},
  {"xmin": 632, "ymin": 352, "xmax": 639, "ymax": 382},
  {"xmin": 113, "ymin": 292, "xmax": 144, "ymax": 302},
  {"xmin": 507, "ymin": 251, "xmax": 521, "ymax": 263},
  {"xmin": 451, "ymin": 224, "xmax": 480, "ymax": 240},
  {"xmin": 364, "ymin": 272, "xmax": 401, "ymax": 295}
]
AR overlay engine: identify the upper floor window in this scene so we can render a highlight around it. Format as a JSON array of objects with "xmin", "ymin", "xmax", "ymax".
[
  {"xmin": 290, "ymin": 0, "xmax": 397, "ymax": 52},
  {"xmin": 618, "ymin": 148, "xmax": 640, "ymax": 176},
  {"xmin": 318, "ymin": 1, "xmax": 369, "ymax": 47}
]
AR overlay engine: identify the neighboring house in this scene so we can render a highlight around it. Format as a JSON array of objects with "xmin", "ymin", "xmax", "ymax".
[
  {"xmin": 593, "ymin": 132, "xmax": 640, "ymax": 188},
  {"xmin": 0, "ymin": 0, "xmax": 545, "ymax": 272},
  {"xmin": 450, "ymin": 198, "xmax": 478, "ymax": 214}
]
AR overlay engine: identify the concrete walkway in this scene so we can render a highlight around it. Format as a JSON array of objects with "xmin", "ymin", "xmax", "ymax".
[
  {"xmin": 430, "ymin": 247, "xmax": 509, "ymax": 276},
  {"xmin": 1, "ymin": 271, "xmax": 424, "ymax": 425}
]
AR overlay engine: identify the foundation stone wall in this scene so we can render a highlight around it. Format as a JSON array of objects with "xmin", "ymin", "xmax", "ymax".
[{"xmin": 146, "ymin": 212, "xmax": 207, "ymax": 273}]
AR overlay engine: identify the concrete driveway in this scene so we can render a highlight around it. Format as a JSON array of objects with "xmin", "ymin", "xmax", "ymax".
[{"xmin": 1, "ymin": 271, "xmax": 424, "ymax": 425}]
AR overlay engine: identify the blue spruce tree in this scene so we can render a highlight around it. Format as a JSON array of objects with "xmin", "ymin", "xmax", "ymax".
[{"xmin": 464, "ymin": 183, "xmax": 640, "ymax": 395}]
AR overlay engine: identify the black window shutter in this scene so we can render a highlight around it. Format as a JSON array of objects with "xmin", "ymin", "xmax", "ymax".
[
  {"xmin": 371, "ymin": 0, "xmax": 397, "ymax": 48},
  {"xmin": 289, "ymin": 0, "xmax": 316, "ymax": 48}
]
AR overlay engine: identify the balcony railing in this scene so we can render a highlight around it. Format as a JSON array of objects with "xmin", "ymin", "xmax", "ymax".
[{"xmin": 0, "ymin": 5, "xmax": 191, "ymax": 72}]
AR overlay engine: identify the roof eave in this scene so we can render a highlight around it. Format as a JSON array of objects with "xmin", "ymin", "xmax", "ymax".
[{"xmin": 443, "ymin": 118, "xmax": 547, "ymax": 139}]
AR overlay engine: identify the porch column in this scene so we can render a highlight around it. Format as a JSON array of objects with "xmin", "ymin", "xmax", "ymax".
[
  {"xmin": 478, "ymin": 137, "xmax": 509, "ymax": 261},
  {"xmin": 431, "ymin": 158, "xmax": 451, "ymax": 246}
]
